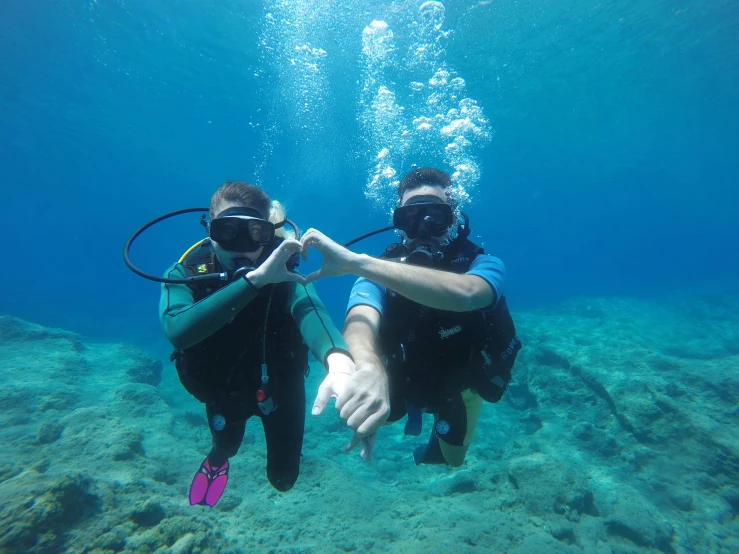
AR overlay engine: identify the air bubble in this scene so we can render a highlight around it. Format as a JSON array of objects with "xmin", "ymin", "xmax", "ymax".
[{"xmin": 358, "ymin": 6, "xmax": 491, "ymax": 212}]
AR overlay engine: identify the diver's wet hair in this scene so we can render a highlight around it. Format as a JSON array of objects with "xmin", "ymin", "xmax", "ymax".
[
  {"xmin": 398, "ymin": 168, "xmax": 452, "ymax": 204},
  {"xmin": 210, "ymin": 181, "xmax": 271, "ymax": 220}
]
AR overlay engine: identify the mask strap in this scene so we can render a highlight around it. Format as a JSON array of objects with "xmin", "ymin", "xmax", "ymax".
[
  {"xmin": 216, "ymin": 206, "xmax": 265, "ymax": 219},
  {"xmin": 402, "ymin": 194, "xmax": 446, "ymax": 206},
  {"xmin": 457, "ymin": 212, "xmax": 471, "ymax": 238}
]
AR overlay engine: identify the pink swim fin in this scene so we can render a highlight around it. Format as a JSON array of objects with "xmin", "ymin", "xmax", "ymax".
[{"xmin": 189, "ymin": 457, "xmax": 229, "ymax": 507}]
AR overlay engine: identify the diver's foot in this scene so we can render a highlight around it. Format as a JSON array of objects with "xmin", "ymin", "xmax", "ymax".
[{"xmin": 189, "ymin": 456, "xmax": 229, "ymax": 507}]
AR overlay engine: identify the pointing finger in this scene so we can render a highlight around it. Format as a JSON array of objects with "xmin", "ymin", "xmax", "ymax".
[
  {"xmin": 360, "ymin": 434, "xmax": 376, "ymax": 462},
  {"xmin": 311, "ymin": 379, "xmax": 335, "ymax": 416},
  {"xmin": 343, "ymin": 433, "xmax": 361, "ymax": 454}
]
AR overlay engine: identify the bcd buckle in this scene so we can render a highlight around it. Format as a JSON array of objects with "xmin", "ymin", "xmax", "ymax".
[
  {"xmin": 256, "ymin": 388, "xmax": 276, "ymax": 415},
  {"xmin": 257, "ymin": 363, "xmax": 276, "ymax": 415}
]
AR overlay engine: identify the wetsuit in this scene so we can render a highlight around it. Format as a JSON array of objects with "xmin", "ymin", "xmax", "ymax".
[{"xmin": 160, "ymin": 246, "xmax": 349, "ymax": 491}]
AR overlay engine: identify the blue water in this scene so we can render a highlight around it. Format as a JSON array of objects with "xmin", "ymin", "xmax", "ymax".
[
  {"xmin": 2, "ymin": 1, "xmax": 739, "ymax": 552},
  {"xmin": 2, "ymin": 0, "xmax": 737, "ymax": 344}
]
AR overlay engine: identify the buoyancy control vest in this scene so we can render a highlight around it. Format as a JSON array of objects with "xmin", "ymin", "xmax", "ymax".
[
  {"xmin": 170, "ymin": 239, "xmax": 308, "ymax": 409},
  {"xmin": 378, "ymin": 237, "xmax": 522, "ymax": 444}
]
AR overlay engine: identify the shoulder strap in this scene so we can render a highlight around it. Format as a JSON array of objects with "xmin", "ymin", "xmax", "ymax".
[
  {"xmin": 456, "ymin": 236, "xmax": 484, "ymax": 256},
  {"xmin": 444, "ymin": 237, "xmax": 484, "ymax": 272},
  {"xmin": 182, "ymin": 241, "xmax": 217, "ymax": 277},
  {"xmin": 180, "ymin": 242, "xmax": 221, "ymax": 300}
]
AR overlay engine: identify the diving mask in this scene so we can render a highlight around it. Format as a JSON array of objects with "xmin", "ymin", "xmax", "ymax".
[
  {"xmin": 392, "ymin": 195, "xmax": 454, "ymax": 239},
  {"xmin": 206, "ymin": 207, "xmax": 281, "ymax": 253}
]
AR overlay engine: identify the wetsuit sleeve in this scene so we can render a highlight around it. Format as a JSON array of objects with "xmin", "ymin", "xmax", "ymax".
[
  {"xmin": 159, "ymin": 262, "xmax": 260, "ymax": 350},
  {"xmin": 287, "ymin": 281, "xmax": 350, "ymax": 368},
  {"xmin": 466, "ymin": 254, "xmax": 505, "ymax": 311},
  {"xmin": 345, "ymin": 277, "xmax": 386, "ymax": 319}
]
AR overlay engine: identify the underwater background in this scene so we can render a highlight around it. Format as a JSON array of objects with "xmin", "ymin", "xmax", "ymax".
[{"xmin": 1, "ymin": 1, "xmax": 738, "ymax": 553}]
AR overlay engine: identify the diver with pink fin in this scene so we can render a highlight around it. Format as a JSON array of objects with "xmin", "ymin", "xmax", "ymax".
[{"xmin": 126, "ymin": 181, "xmax": 358, "ymax": 506}]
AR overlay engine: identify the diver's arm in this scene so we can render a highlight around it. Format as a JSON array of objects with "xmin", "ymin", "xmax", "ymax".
[
  {"xmin": 343, "ymin": 305, "xmax": 385, "ymax": 373},
  {"xmin": 287, "ymin": 280, "xmax": 352, "ymax": 367},
  {"xmin": 159, "ymin": 263, "xmax": 260, "ymax": 350},
  {"xmin": 161, "ymin": 240, "xmax": 304, "ymax": 350},
  {"xmin": 337, "ymin": 304, "xmax": 391, "ymax": 446},
  {"xmin": 351, "ymin": 254, "xmax": 493, "ymax": 312},
  {"xmin": 301, "ymin": 228, "xmax": 494, "ymax": 312}
]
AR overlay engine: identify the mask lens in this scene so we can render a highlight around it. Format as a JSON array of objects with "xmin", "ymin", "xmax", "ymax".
[
  {"xmin": 247, "ymin": 219, "xmax": 273, "ymax": 241},
  {"xmin": 210, "ymin": 217, "xmax": 275, "ymax": 252},
  {"xmin": 393, "ymin": 203, "xmax": 453, "ymax": 238},
  {"xmin": 392, "ymin": 206, "xmax": 419, "ymax": 234},
  {"xmin": 210, "ymin": 219, "xmax": 239, "ymax": 242}
]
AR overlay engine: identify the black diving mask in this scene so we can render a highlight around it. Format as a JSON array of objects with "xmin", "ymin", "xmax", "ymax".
[
  {"xmin": 206, "ymin": 207, "xmax": 283, "ymax": 253},
  {"xmin": 393, "ymin": 195, "xmax": 454, "ymax": 239}
]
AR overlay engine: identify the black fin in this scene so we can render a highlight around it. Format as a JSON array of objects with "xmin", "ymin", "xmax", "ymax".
[{"xmin": 413, "ymin": 434, "xmax": 448, "ymax": 466}]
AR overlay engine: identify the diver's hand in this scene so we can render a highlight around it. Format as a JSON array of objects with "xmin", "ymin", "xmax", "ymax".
[
  {"xmin": 312, "ymin": 354, "xmax": 377, "ymax": 461},
  {"xmin": 300, "ymin": 229, "xmax": 359, "ymax": 284},
  {"xmin": 312, "ymin": 352, "xmax": 355, "ymax": 416},
  {"xmin": 336, "ymin": 364, "xmax": 390, "ymax": 448},
  {"xmin": 344, "ymin": 431, "xmax": 377, "ymax": 462},
  {"xmin": 247, "ymin": 239, "xmax": 305, "ymax": 286},
  {"xmin": 325, "ymin": 351, "xmax": 356, "ymax": 376},
  {"xmin": 312, "ymin": 353, "xmax": 354, "ymax": 417}
]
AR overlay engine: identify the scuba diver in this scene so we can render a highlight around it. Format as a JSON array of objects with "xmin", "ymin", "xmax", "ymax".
[
  {"xmin": 152, "ymin": 181, "xmax": 356, "ymax": 506},
  {"xmin": 301, "ymin": 167, "xmax": 522, "ymax": 467}
]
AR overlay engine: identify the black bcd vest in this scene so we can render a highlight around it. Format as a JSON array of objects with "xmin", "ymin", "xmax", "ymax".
[
  {"xmin": 170, "ymin": 240, "xmax": 308, "ymax": 406},
  {"xmin": 379, "ymin": 237, "xmax": 522, "ymax": 410}
]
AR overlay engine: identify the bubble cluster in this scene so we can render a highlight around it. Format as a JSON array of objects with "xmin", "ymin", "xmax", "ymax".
[
  {"xmin": 359, "ymin": 1, "xmax": 492, "ymax": 213},
  {"xmin": 260, "ymin": 2, "xmax": 331, "ymax": 126},
  {"xmin": 254, "ymin": 0, "xmax": 334, "ymax": 186},
  {"xmin": 360, "ymin": 20, "xmax": 410, "ymax": 210},
  {"xmin": 362, "ymin": 20, "xmax": 394, "ymax": 61}
]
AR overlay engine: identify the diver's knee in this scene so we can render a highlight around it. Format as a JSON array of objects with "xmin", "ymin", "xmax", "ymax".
[
  {"xmin": 439, "ymin": 442, "xmax": 468, "ymax": 468},
  {"xmin": 208, "ymin": 445, "xmax": 237, "ymax": 466},
  {"xmin": 267, "ymin": 467, "xmax": 298, "ymax": 492}
]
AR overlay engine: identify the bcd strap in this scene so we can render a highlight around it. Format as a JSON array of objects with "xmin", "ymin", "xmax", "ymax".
[
  {"xmin": 473, "ymin": 296, "xmax": 522, "ymax": 403},
  {"xmin": 182, "ymin": 242, "xmax": 217, "ymax": 276},
  {"xmin": 180, "ymin": 242, "xmax": 222, "ymax": 301},
  {"xmin": 380, "ymin": 242, "xmax": 406, "ymax": 260}
]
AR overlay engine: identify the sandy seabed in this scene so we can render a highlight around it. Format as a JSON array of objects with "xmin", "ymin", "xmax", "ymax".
[{"xmin": 1, "ymin": 290, "xmax": 738, "ymax": 553}]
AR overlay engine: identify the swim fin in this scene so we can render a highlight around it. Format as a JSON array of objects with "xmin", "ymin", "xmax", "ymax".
[
  {"xmin": 404, "ymin": 401, "xmax": 423, "ymax": 436},
  {"xmin": 413, "ymin": 433, "xmax": 449, "ymax": 466},
  {"xmin": 189, "ymin": 456, "xmax": 229, "ymax": 507}
]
